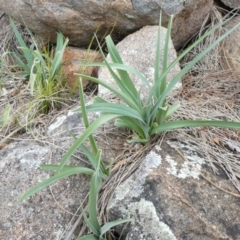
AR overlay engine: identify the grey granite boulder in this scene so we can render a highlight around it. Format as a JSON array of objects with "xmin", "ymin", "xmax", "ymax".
[
  {"xmin": 107, "ymin": 140, "xmax": 240, "ymax": 239},
  {"xmin": 0, "ymin": 0, "xmax": 213, "ymax": 49},
  {"xmin": 220, "ymin": 0, "xmax": 240, "ymax": 8},
  {"xmin": 0, "ymin": 109, "xmax": 92, "ymax": 239},
  {"xmin": 98, "ymin": 25, "xmax": 181, "ymax": 103}
]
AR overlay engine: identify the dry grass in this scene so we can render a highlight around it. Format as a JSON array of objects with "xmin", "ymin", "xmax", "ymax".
[
  {"xmin": 181, "ymin": 5, "xmax": 240, "ymax": 75},
  {"xmin": 170, "ymin": 70, "xmax": 240, "ymax": 190},
  {"xmin": 66, "ymin": 69, "xmax": 240, "ymax": 238},
  {"xmin": 1, "ymin": 6, "xmax": 240, "ymax": 239},
  {"xmin": 0, "ymin": 15, "xmax": 79, "ymax": 148}
]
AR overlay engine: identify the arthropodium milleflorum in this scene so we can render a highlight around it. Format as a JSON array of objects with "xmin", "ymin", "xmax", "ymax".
[
  {"xmin": 74, "ymin": 13, "xmax": 240, "ymax": 143},
  {"xmin": 19, "ymin": 12, "xmax": 240, "ymax": 239}
]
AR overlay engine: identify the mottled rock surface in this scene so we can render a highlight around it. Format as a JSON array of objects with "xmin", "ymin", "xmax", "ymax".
[
  {"xmin": 0, "ymin": 0, "xmax": 213, "ymax": 49},
  {"xmin": 220, "ymin": 0, "xmax": 240, "ymax": 8},
  {"xmin": 0, "ymin": 109, "xmax": 91, "ymax": 239},
  {"xmin": 98, "ymin": 25, "xmax": 181, "ymax": 103},
  {"xmin": 108, "ymin": 141, "xmax": 240, "ymax": 239},
  {"xmin": 220, "ymin": 16, "xmax": 240, "ymax": 70}
]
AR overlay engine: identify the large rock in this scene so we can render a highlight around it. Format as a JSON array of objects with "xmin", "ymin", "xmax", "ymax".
[
  {"xmin": 62, "ymin": 47, "xmax": 102, "ymax": 90},
  {"xmin": 0, "ymin": 109, "xmax": 91, "ymax": 239},
  {"xmin": 98, "ymin": 25, "xmax": 181, "ymax": 103},
  {"xmin": 0, "ymin": 0, "xmax": 213, "ymax": 49},
  {"xmin": 220, "ymin": 16, "xmax": 240, "ymax": 70},
  {"xmin": 220, "ymin": 0, "xmax": 240, "ymax": 8},
  {"xmin": 107, "ymin": 140, "xmax": 240, "ymax": 239}
]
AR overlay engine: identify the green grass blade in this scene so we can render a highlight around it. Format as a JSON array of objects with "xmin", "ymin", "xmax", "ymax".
[
  {"xmin": 94, "ymin": 34, "xmax": 142, "ymax": 107},
  {"xmin": 100, "ymin": 218, "xmax": 131, "ymax": 236},
  {"xmin": 165, "ymin": 102, "xmax": 181, "ymax": 120},
  {"xmin": 80, "ymin": 144, "xmax": 99, "ymax": 170},
  {"xmin": 154, "ymin": 11, "xmax": 162, "ymax": 91},
  {"xmin": 115, "ymin": 117, "xmax": 149, "ymax": 140},
  {"xmin": 149, "ymin": 21, "xmax": 240, "ymax": 120},
  {"xmin": 147, "ymin": 15, "xmax": 240, "ymax": 106},
  {"xmin": 88, "ymin": 151, "xmax": 102, "ymax": 235},
  {"xmin": 77, "ymin": 235, "xmax": 98, "ymax": 240},
  {"xmin": 29, "ymin": 58, "xmax": 40, "ymax": 95},
  {"xmin": 105, "ymin": 35, "xmax": 139, "ymax": 97},
  {"xmin": 2, "ymin": 104, "xmax": 11, "ymax": 125},
  {"xmin": 32, "ymin": 50, "xmax": 47, "ymax": 68},
  {"xmin": 76, "ymin": 73, "xmax": 142, "ymax": 112},
  {"xmin": 82, "ymin": 208, "xmax": 100, "ymax": 236},
  {"xmin": 56, "ymin": 113, "xmax": 120, "ymax": 173},
  {"xmin": 82, "ymin": 102, "xmax": 144, "ymax": 122},
  {"xmin": 40, "ymin": 164, "xmax": 107, "ymax": 179},
  {"xmin": 79, "ymin": 62, "xmax": 151, "ymax": 88},
  {"xmin": 151, "ymin": 120, "xmax": 240, "ymax": 135},
  {"xmin": 40, "ymin": 164, "xmax": 80, "ymax": 171},
  {"xmin": 55, "ymin": 32, "xmax": 64, "ymax": 53},
  {"xmin": 156, "ymin": 106, "xmax": 169, "ymax": 125},
  {"xmin": 6, "ymin": 52, "xmax": 26, "ymax": 68},
  {"xmin": 51, "ymin": 33, "xmax": 69, "ymax": 77},
  {"xmin": 18, "ymin": 167, "xmax": 94, "ymax": 202},
  {"xmin": 67, "ymin": 127, "xmax": 108, "ymax": 176},
  {"xmin": 79, "ymin": 78, "xmax": 98, "ymax": 155},
  {"xmin": 9, "ymin": 17, "xmax": 34, "ymax": 66},
  {"xmin": 93, "ymin": 96, "xmax": 108, "ymax": 103},
  {"xmin": 159, "ymin": 14, "xmax": 173, "ymax": 97}
]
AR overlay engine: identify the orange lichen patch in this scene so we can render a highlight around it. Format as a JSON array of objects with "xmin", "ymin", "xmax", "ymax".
[{"xmin": 62, "ymin": 47, "xmax": 103, "ymax": 90}]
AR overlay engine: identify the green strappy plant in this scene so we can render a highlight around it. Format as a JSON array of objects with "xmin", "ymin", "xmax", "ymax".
[
  {"xmin": 19, "ymin": 11, "xmax": 240, "ymax": 240},
  {"xmin": 19, "ymin": 79, "xmax": 130, "ymax": 239},
  {"xmin": 73, "ymin": 12, "xmax": 240, "ymax": 143}
]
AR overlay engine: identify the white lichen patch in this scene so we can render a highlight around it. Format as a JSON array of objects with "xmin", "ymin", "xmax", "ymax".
[
  {"xmin": 165, "ymin": 141, "xmax": 205, "ymax": 179},
  {"xmin": 155, "ymin": 145, "xmax": 162, "ymax": 151},
  {"xmin": 166, "ymin": 155, "xmax": 178, "ymax": 176},
  {"xmin": 47, "ymin": 115, "xmax": 66, "ymax": 133},
  {"xmin": 17, "ymin": 145, "xmax": 49, "ymax": 170},
  {"xmin": 114, "ymin": 150, "xmax": 161, "ymax": 201},
  {"xmin": 125, "ymin": 13, "xmax": 135, "ymax": 19},
  {"xmin": 123, "ymin": 199, "xmax": 177, "ymax": 240}
]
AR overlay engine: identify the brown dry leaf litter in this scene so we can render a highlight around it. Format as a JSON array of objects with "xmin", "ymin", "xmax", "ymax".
[{"xmin": 167, "ymin": 70, "xmax": 240, "ymax": 191}]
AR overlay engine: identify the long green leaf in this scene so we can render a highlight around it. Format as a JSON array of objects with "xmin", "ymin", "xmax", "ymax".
[
  {"xmin": 77, "ymin": 235, "xmax": 98, "ymax": 240},
  {"xmin": 79, "ymin": 78, "xmax": 98, "ymax": 155},
  {"xmin": 94, "ymin": 34, "xmax": 142, "ymax": 108},
  {"xmin": 9, "ymin": 17, "xmax": 34, "ymax": 66},
  {"xmin": 76, "ymin": 73, "xmax": 142, "ymax": 112},
  {"xmin": 77, "ymin": 234, "xmax": 99, "ymax": 240},
  {"xmin": 164, "ymin": 102, "xmax": 181, "ymax": 120},
  {"xmin": 154, "ymin": 11, "xmax": 162, "ymax": 93},
  {"xmin": 67, "ymin": 127, "xmax": 108, "ymax": 176},
  {"xmin": 151, "ymin": 120, "xmax": 240, "ymax": 135},
  {"xmin": 105, "ymin": 36, "xmax": 139, "ymax": 98},
  {"xmin": 40, "ymin": 164, "xmax": 107, "ymax": 180},
  {"xmin": 29, "ymin": 58, "xmax": 40, "ymax": 95},
  {"xmin": 147, "ymin": 14, "xmax": 239, "ymax": 106},
  {"xmin": 40, "ymin": 164, "xmax": 80, "ymax": 171},
  {"xmin": 56, "ymin": 113, "xmax": 120, "ymax": 173},
  {"xmin": 149, "ymin": 21, "xmax": 240, "ymax": 120},
  {"xmin": 51, "ymin": 32, "xmax": 69, "ymax": 77},
  {"xmin": 78, "ymin": 62, "xmax": 151, "ymax": 88},
  {"xmin": 1, "ymin": 104, "xmax": 11, "ymax": 125},
  {"xmin": 88, "ymin": 151, "xmax": 102, "ymax": 235},
  {"xmin": 159, "ymin": 14, "xmax": 173, "ymax": 97},
  {"xmin": 115, "ymin": 117, "xmax": 149, "ymax": 140},
  {"xmin": 18, "ymin": 167, "xmax": 94, "ymax": 202},
  {"xmin": 100, "ymin": 218, "xmax": 131, "ymax": 236},
  {"xmin": 82, "ymin": 207, "xmax": 100, "ymax": 236},
  {"xmin": 82, "ymin": 102, "xmax": 144, "ymax": 121}
]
